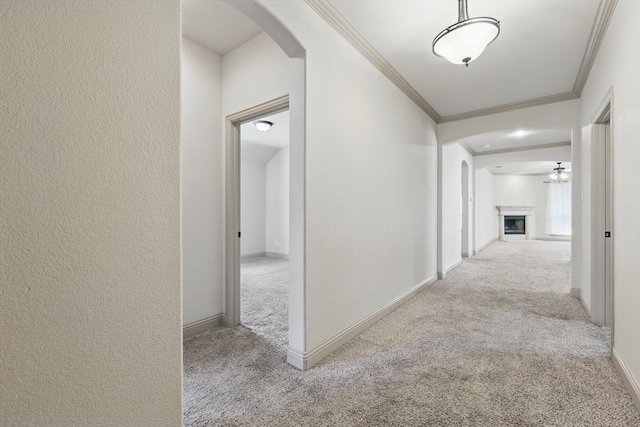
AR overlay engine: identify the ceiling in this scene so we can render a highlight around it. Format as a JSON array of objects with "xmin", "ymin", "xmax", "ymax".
[
  {"xmin": 240, "ymin": 111, "xmax": 290, "ymax": 163},
  {"xmin": 182, "ymin": 1, "xmax": 601, "ymax": 173},
  {"xmin": 457, "ymin": 128, "xmax": 571, "ymax": 155},
  {"xmin": 328, "ymin": 0, "xmax": 601, "ymax": 117},
  {"xmin": 182, "ymin": 0, "xmax": 263, "ymax": 55}
]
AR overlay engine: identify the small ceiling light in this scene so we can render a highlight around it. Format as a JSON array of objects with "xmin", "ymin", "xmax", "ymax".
[
  {"xmin": 432, "ymin": 0, "xmax": 500, "ymax": 67},
  {"xmin": 513, "ymin": 130, "xmax": 527, "ymax": 137},
  {"xmin": 483, "ymin": 144, "xmax": 491, "ymax": 148},
  {"xmin": 253, "ymin": 121, "xmax": 273, "ymax": 132},
  {"xmin": 550, "ymin": 162, "xmax": 569, "ymax": 180}
]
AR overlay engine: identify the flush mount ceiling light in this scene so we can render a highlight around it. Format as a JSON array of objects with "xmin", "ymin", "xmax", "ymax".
[
  {"xmin": 253, "ymin": 120, "xmax": 273, "ymax": 132},
  {"xmin": 550, "ymin": 162, "xmax": 569, "ymax": 180},
  {"xmin": 513, "ymin": 130, "xmax": 528, "ymax": 137},
  {"xmin": 432, "ymin": 0, "xmax": 500, "ymax": 67}
]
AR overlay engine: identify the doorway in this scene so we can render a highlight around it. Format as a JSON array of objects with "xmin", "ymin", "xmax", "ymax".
[
  {"xmin": 239, "ymin": 109, "xmax": 290, "ymax": 347},
  {"xmin": 461, "ymin": 160, "xmax": 470, "ymax": 258},
  {"xmin": 590, "ymin": 95, "xmax": 613, "ymax": 330}
]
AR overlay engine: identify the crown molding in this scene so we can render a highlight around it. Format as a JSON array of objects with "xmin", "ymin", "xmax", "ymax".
[
  {"xmin": 474, "ymin": 141, "xmax": 571, "ymax": 157},
  {"xmin": 438, "ymin": 92, "xmax": 579, "ymax": 124},
  {"xmin": 573, "ymin": 0, "xmax": 618, "ymax": 95},
  {"xmin": 304, "ymin": 0, "xmax": 441, "ymax": 122}
]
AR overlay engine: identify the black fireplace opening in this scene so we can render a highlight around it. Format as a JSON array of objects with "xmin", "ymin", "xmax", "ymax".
[{"xmin": 504, "ymin": 215, "xmax": 525, "ymax": 235}]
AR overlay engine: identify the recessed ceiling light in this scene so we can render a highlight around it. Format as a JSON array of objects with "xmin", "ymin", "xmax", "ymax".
[
  {"xmin": 495, "ymin": 165, "xmax": 502, "ymax": 169},
  {"xmin": 513, "ymin": 130, "xmax": 527, "ymax": 137},
  {"xmin": 253, "ymin": 121, "xmax": 273, "ymax": 132},
  {"xmin": 483, "ymin": 144, "xmax": 491, "ymax": 148}
]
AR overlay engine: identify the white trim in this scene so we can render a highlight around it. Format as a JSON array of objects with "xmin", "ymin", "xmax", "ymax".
[
  {"xmin": 438, "ymin": 92, "xmax": 578, "ymax": 124},
  {"xmin": 474, "ymin": 141, "xmax": 571, "ymax": 157},
  {"xmin": 303, "ymin": 0, "xmax": 440, "ymax": 122},
  {"xmin": 612, "ymin": 347, "xmax": 640, "ymax": 411},
  {"xmin": 569, "ymin": 288, "xmax": 581, "ymax": 299},
  {"xmin": 580, "ymin": 294, "xmax": 592, "ymax": 317},
  {"xmin": 265, "ymin": 251, "xmax": 289, "ymax": 260},
  {"xmin": 439, "ymin": 259, "xmax": 463, "ymax": 280},
  {"xmin": 573, "ymin": 0, "xmax": 619, "ymax": 95},
  {"xmin": 287, "ymin": 274, "xmax": 438, "ymax": 370},
  {"xmin": 241, "ymin": 252, "xmax": 266, "ymax": 260},
  {"xmin": 183, "ymin": 314, "xmax": 225, "ymax": 339},
  {"xmin": 225, "ymin": 96, "xmax": 290, "ymax": 328},
  {"xmin": 475, "ymin": 238, "xmax": 496, "ymax": 255}
]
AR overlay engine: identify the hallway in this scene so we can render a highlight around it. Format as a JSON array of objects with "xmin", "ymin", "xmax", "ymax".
[{"xmin": 183, "ymin": 241, "xmax": 640, "ymax": 426}]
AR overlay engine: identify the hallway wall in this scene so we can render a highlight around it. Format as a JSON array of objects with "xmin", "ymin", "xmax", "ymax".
[
  {"xmin": 251, "ymin": 1, "xmax": 438, "ymax": 363},
  {"xmin": 1, "ymin": 2, "xmax": 182, "ymax": 424},
  {"xmin": 441, "ymin": 143, "xmax": 474, "ymax": 272},
  {"xmin": 579, "ymin": 0, "xmax": 640, "ymax": 406},
  {"xmin": 475, "ymin": 168, "xmax": 497, "ymax": 252},
  {"xmin": 181, "ymin": 37, "xmax": 224, "ymax": 326}
]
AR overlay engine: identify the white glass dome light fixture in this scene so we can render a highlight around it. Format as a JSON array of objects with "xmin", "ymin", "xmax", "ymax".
[
  {"xmin": 432, "ymin": 0, "xmax": 500, "ymax": 67},
  {"xmin": 253, "ymin": 120, "xmax": 273, "ymax": 132},
  {"xmin": 550, "ymin": 162, "xmax": 569, "ymax": 180}
]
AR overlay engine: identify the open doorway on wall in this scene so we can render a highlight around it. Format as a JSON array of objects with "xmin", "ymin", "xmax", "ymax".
[
  {"xmin": 238, "ymin": 110, "xmax": 290, "ymax": 348},
  {"xmin": 461, "ymin": 160, "xmax": 470, "ymax": 258}
]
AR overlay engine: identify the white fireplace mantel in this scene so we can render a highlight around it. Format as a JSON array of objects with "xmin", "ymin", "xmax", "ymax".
[{"xmin": 496, "ymin": 206, "xmax": 536, "ymax": 241}]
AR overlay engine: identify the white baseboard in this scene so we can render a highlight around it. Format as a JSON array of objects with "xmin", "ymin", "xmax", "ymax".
[
  {"xmin": 265, "ymin": 251, "xmax": 289, "ymax": 260},
  {"xmin": 579, "ymin": 294, "xmax": 591, "ymax": 317},
  {"xmin": 287, "ymin": 273, "xmax": 438, "ymax": 370},
  {"xmin": 438, "ymin": 259, "xmax": 463, "ymax": 280},
  {"xmin": 241, "ymin": 252, "xmax": 265, "ymax": 260},
  {"xmin": 183, "ymin": 314, "xmax": 225, "ymax": 339},
  {"xmin": 612, "ymin": 347, "xmax": 640, "ymax": 411},
  {"xmin": 475, "ymin": 238, "xmax": 496, "ymax": 255},
  {"xmin": 569, "ymin": 288, "xmax": 581, "ymax": 298}
]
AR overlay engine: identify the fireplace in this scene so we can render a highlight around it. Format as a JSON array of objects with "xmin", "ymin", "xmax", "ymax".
[
  {"xmin": 504, "ymin": 216, "xmax": 525, "ymax": 235},
  {"xmin": 496, "ymin": 206, "xmax": 535, "ymax": 241}
]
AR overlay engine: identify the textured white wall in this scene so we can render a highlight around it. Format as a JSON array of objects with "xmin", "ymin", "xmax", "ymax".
[
  {"xmin": 266, "ymin": 148, "xmax": 290, "ymax": 256},
  {"xmin": 181, "ymin": 37, "xmax": 224, "ymax": 325},
  {"xmin": 0, "ymin": 2, "xmax": 182, "ymax": 425},
  {"xmin": 580, "ymin": 0, "xmax": 640, "ymax": 394},
  {"xmin": 241, "ymin": 159, "xmax": 267, "ymax": 256},
  {"xmin": 475, "ymin": 168, "xmax": 497, "ymax": 252},
  {"xmin": 441, "ymin": 143, "xmax": 474, "ymax": 272}
]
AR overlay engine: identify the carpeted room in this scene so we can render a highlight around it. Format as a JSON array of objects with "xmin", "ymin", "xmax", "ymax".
[{"xmin": 183, "ymin": 241, "xmax": 640, "ymax": 426}]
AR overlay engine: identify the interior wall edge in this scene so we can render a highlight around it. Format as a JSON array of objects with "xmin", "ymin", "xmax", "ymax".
[
  {"xmin": 288, "ymin": 273, "xmax": 438, "ymax": 370},
  {"xmin": 612, "ymin": 347, "xmax": 640, "ymax": 411},
  {"xmin": 183, "ymin": 314, "xmax": 226, "ymax": 339}
]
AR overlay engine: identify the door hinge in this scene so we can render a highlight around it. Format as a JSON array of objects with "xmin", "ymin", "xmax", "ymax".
[
  {"xmin": 238, "ymin": 231, "xmax": 241, "ymax": 238},
  {"xmin": 605, "ymin": 231, "xmax": 611, "ymax": 238}
]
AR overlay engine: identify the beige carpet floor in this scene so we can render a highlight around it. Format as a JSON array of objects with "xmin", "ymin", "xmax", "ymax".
[{"xmin": 183, "ymin": 241, "xmax": 640, "ymax": 426}]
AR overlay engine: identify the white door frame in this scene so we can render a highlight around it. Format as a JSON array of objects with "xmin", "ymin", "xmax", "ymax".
[
  {"xmin": 224, "ymin": 96, "xmax": 289, "ymax": 327},
  {"xmin": 590, "ymin": 88, "xmax": 614, "ymax": 335},
  {"xmin": 461, "ymin": 160, "xmax": 470, "ymax": 258}
]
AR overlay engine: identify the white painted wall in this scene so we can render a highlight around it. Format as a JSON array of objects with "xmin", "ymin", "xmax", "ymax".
[
  {"xmin": 493, "ymin": 174, "xmax": 563, "ymax": 240},
  {"xmin": 241, "ymin": 159, "xmax": 267, "ymax": 256},
  {"xmin": 475, "ymin": 168, "xmax": 497, "ymax": 252},
  {"xmin": 441, "ymin": 143, "xmax": 474, "ymax": 273},
  {"xmin": 580, "ymin": 0, "xmax": 640, "ymax": 396},
  {"xmin": 438, "ymin": 99, "xmax": 580, "ymax": 145},
  {"xmin": 0, "ymin": 2, "xmax": 181, "ymax": 424},
  {"xmin": 266, "ymin": 148, "xmax": 290, "ymax": 256},
  {"xmin": 222, "ymin": 32, "xmax": 290, "ymax": 116},
  {"xmin": 247, "ymin": 1, "xmax": 438, "ymax": 356},
  {"xmin": 181, "ymin": 37, "xmax": 224, "ymax": 326}
]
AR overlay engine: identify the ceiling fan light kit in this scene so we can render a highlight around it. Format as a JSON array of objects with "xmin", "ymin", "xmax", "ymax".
[
  {"xmin": 432, "ymin": 0, "xmax": 500, "ymax": 67},
  {"xmin": 550, "ymin": 162, "xmax": 569, "ymax": 180}
]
